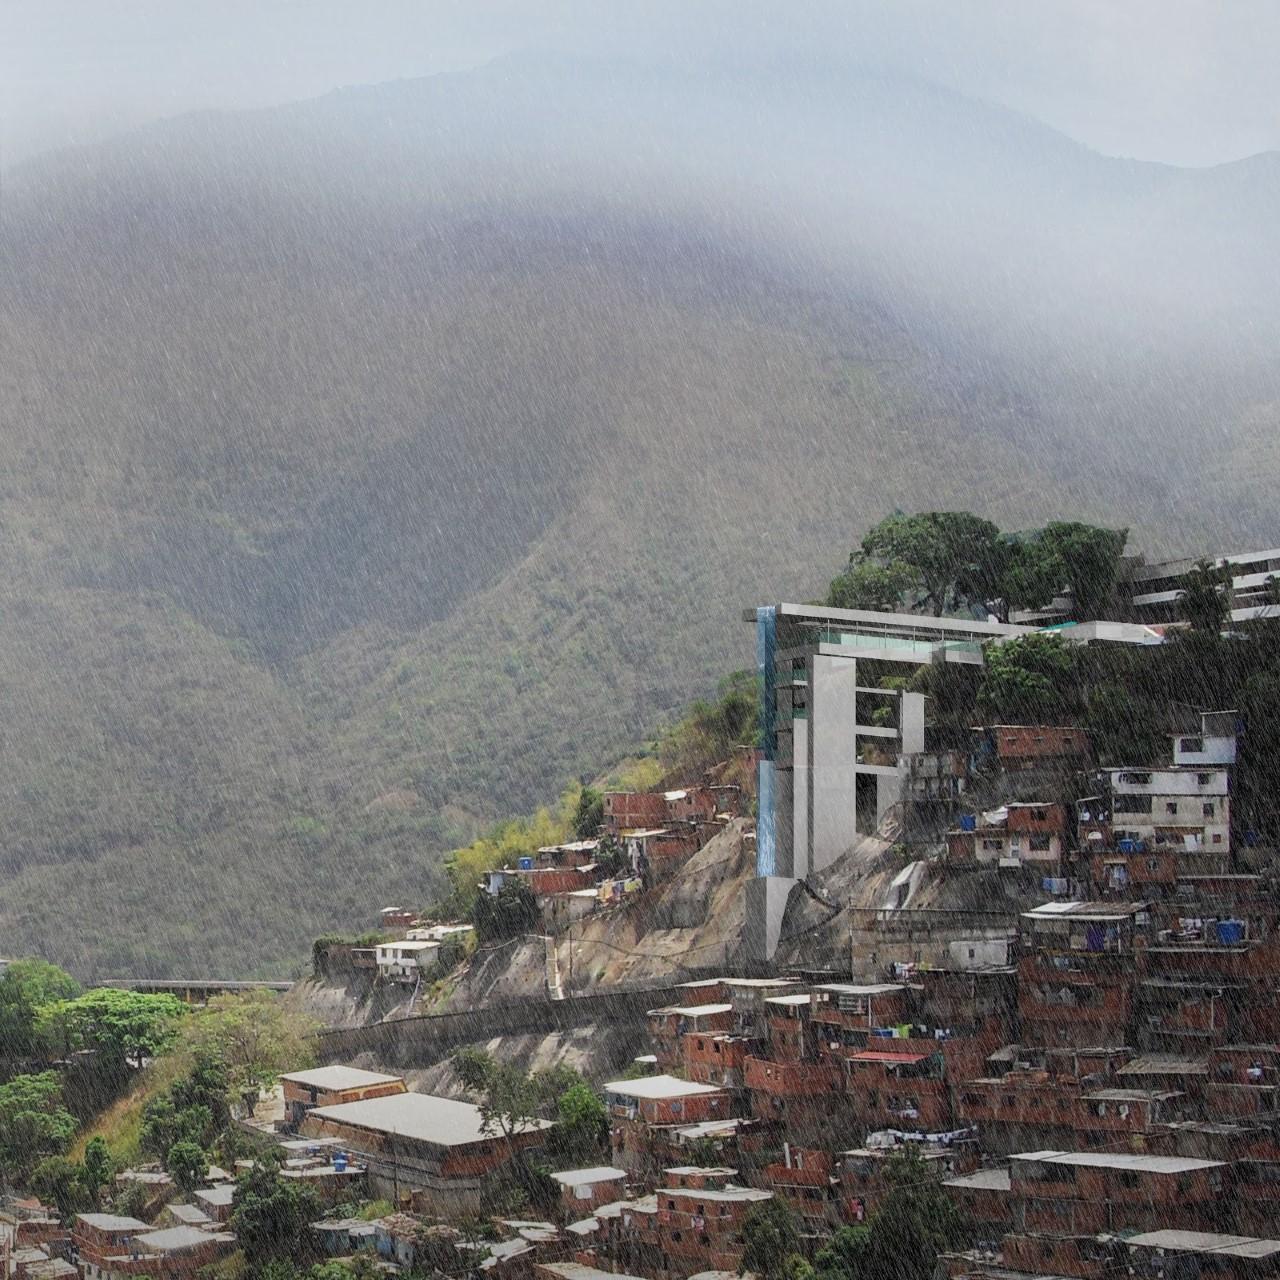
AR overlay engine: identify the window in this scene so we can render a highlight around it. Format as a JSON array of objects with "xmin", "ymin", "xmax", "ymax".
[
  {"xmin": 1147, "ymin": 858, "xmax": 1160, "ymax": 872},
  {"xmin": 1030, "ymin": 835, "xmax": 1052, "ymax": 852},
  {"xmin": 1166, "ymin": 802, "xmax": 1178, "ymax": 815},
  {"xmin": 1203, "ymin": 803, "xmax": 1215, "ymax": 817},
  {"xmin": 1213, "ymin": 833, "xmax": 1223, "ymax": 844},
  {"xmin": 1181, "ymin": 737, "xmax": 1204, "ymax": 754},
  {"xmin": 1114, "ymin": 794, "xmax": 1153, "ymax": 814}
]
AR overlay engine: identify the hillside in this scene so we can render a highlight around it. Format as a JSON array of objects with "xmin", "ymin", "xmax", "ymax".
[{"xmin": 1, "ymin": 54, "xmax": 1278, "ymax": 977}]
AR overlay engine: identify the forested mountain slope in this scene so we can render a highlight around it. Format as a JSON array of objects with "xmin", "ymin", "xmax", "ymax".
[{"xmin": 1, "ymin": 55, "xmax": 1276, "ymax": 976}]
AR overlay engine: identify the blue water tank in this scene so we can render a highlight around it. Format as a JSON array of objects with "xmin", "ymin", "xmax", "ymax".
[
  {"xmin": 517, "ymin": 856, "xmax": 534, "ymax": 871},
  {"xmin": 1216, "ymin": 920, "xmax": 1245, "ymax": 945},
  {"xmin": 1117, "ymin": 838, "xmax": 1136, "ymax": 854},
  {"xmin": 333, "ymin": 1152, "xmax": 348, "ymax": 1172},
  {"xmin": 959, "ymin": 814, "xmax": 977, "ymax": 832}
]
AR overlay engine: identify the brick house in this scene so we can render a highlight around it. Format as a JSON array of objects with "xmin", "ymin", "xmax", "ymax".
[
  {"xmin": 551, "ymin": 1167, "xmax": 629, "ymax": 1215},
  {"xmin": 301, "ymin": 1091, "xmax": 553, "ymax": 1212},
  {"xmin": 975, "ymin": 725, "xmax": 1091, "ymax": 772},
  {"xmin": 280, "ymin": 1065, "xmax": 407, "ymax": 1130},
  {"xmin": 603, "ymin": 1076, "xmax": 732, "ymax": 1175},
  {"xmin": 1007, "ymin": 1150, "xmax": 1228, "ymax": 1236}
]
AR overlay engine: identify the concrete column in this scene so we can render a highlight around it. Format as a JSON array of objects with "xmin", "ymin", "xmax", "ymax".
[
  {"xmin": 900, "ymin": 691, "xmax": 926, "ymax": 754},
  {"xmin": 790, "ymin": 715, "xmax": 809, "ymax": 880},
  {"xmin": 810, "ymin": 653, "xmax": 858, "ymax": 872},
  {"xmin": 745, "ymin": 875, "xmax": 800, "ymax": 961}
]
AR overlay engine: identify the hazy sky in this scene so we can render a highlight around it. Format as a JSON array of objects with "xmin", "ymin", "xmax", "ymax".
[{"xmin": 4, "ymin": 0, "xmax": 1279, "ymax": 168}]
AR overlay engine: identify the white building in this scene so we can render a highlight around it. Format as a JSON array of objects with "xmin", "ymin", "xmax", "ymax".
[
  {"xmin": 1104, "ymin": 766, "xmax": 1230, "ymax": 855},
  {"xmin": 1172, "ymin": 710, "xmax": 1239, "ymax": 767},
  {"xmin": 374, "ymin": 939, "xmax": 440, "ymax": 982}
]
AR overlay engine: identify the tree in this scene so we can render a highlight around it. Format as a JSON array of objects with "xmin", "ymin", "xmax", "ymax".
[
  {"xmin": 231, "ymin": 1162, "xmax": 322, "ymax": 1264},
  {"xmin": 309, "ymin": 1261, "xmax": 382, "ymax": 1280},
  {"xmin": 978, "ymin": 632, "xmax": 1076, "ymax": 723},
  {"xmin": 552, "ymin": 1081, "xmax": 608, "ymax": 1164},
  {"xmin": 0, "ymin": 959, "xmax": 80, "ymax": 1060},
  {"xmin": 82, "ymin": 1136, "xmax": 115, "ymax": 1208},
  {"xmin": 571, "ymin": 787, "xmax": 604, "ymax": 839},
  {"xmin": 660, "ymin": 670, "xmax": 760, "ymax": 773},
  {"xmin": 38, "ymin": 988, "xmax": 184, "ymax": 1079},
  {"xmin": 30, "ymin": 1156, "xmax": 91, "ymax": 1220},
  {"xmin": 741, "ymin": 1198, "xmax": 803, "ymax": 1280},
  {"xmin": 109, "ymin": 1178, "xmax": 151, "ymax": 1220},
  {"xmin": 174, "ymin": 992, "xmax": 316, "ymax": 1112},
  {"xmin": 453, "ymin": 1048, "xmax": 545, "ymax": 1142},
  {"xmin": 813, "ymin": 1223, "xmax": 871, "ymax": 1279},
  {"xmin": 140, "ymin": 1094, "xmax": 214, "ymax": 1158},
  {"xmin": 0, "ymin": 1072, "xmax": 78, "ymax": 1185},
  {"xmin": 849, "ymin": 1149, "xmax": 971, "ymax": 1280},
  {"xmin": 472, "ymin": 880, "xmax": 540, "ymax": 942},
  {"xmin": 1180, "ymin": 559, "xmax": 1230, "ymax": 634},
  {"xmin": 826, "ymin": 559, "xmax": 913, "ymax": 612},
  {"xmin": 166, "ymin": 1140, "xmax": 209, "ymax": 1195},
  {"xmin": 858, "ymin": 512, "xmax": 1004, "ymax": 616},
  {"xmin": 1036, "ymin": 521, "xmax": 1128, "ymax": 620}
]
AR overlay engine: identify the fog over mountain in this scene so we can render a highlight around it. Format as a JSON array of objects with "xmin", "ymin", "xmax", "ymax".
[{"xmin": 1, "ymin": 48, "xmax": 1277, "ymax": 975}]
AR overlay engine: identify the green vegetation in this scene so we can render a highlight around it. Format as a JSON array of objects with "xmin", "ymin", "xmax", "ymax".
[
  {"xmin": 1, "ymin": 50, "xmax": 1276, "ymax": 984},
  {"xmin": 741, "ymin": 1198, "xmax": 804, "ymax": 1279},
  {"xmin": 0, "ymin": 959, "xmax": 81, "ymax": 1060},
  {"xmin": 745, "ymin": 1151, "xmax": 971, "ymax": 1280},
  {"xmin": 828, "ymin": 511, "xmax": 1128, "ymax": 622},
  {"xmin": 37, "ymin": 988, "xmax": 185, "ymax": 1079},
  {"xmin": 0, "ymin": 1071, "xmax": 78, "ymax": 1185},
  {"xmin": 231, "ymin": 1158, "xmax": 323, "ymax": 1266},
  {"xmin": 66, "ymin": 989, "xmax": 315, "ymax": 1171},
  {"xmin": 659, "ymin": 670, "xmax": 760, "ymax": 776},
  {"xmin": 472, "ymin": 879, "xmax": 541, "ymax": 942},
  {"xmin": 571, "ymin": 786, "xmax": 605, "ymax": 839}
]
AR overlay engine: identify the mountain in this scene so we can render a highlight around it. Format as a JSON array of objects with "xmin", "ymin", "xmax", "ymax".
[{"xmin": 1, "ymin": 54, "xmax": 1277, "ymax": 977}]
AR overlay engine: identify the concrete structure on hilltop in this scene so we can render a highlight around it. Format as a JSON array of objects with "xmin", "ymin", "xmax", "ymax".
[{"xmin": 1011, "ymin": 545, "xmax": 1280, "ymax": 629}]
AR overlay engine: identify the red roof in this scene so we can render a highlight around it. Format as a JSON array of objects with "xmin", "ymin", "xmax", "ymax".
[{"xmin": 848, "ymin": 1050, "xmax": 928, "ymax": 1065}]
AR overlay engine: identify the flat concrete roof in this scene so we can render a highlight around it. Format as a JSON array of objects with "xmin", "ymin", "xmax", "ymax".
[
  {"xmin": 1012, "ymin": 1150, "xmax": 1223, "ymax": 1174},
  {"xmin": 942, "ymin": 1168, "xmax": 1011, "ymax": 1192},
  {"xmin": 194, "ymin": 1185, "xmax": 235, "ymax": 1206},
  {"xmin": 1125, "ymin": 1231, "xmax": 1280, "ymax": 1259},
  {"xmin": 550, "ymin": 1167, "xmax": 626, "ymax": 1186},
  {"xmin": 540, "ymin": 1264, "xmax": 650, "ymax": 1280},
  {"xmin": 133, "ymin": 1225, "xmax": 231, "ymax": 1252},
  {"xmin": 769, "ymin": 601, "xmax": 1035, "ymax": 639},
  {"xmin": 814, "ymin": 983, "xmax": 905, "ymax": 996},
  {"xmin": 1117, "ymin": 1054, "xmax": 1209, "ymax": 1077},
  {"xmin": 310, "ymin": 1091, "xmax": 552, "ymax": 1147},
  {"xmin": 280, "ymin": 1065, "xmax": 403, "ymax": 1091},
  {"xmin": 604, "ymin": 1074, "xmax": 724, "ymax": 1100},
  {"xmin": 648, "ymin": 1003, "xmax": 733, "ymax": 1018},
  {"xmin": 76, "ymin": 1213, "xmax": 149, "ymax": 1231}
]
